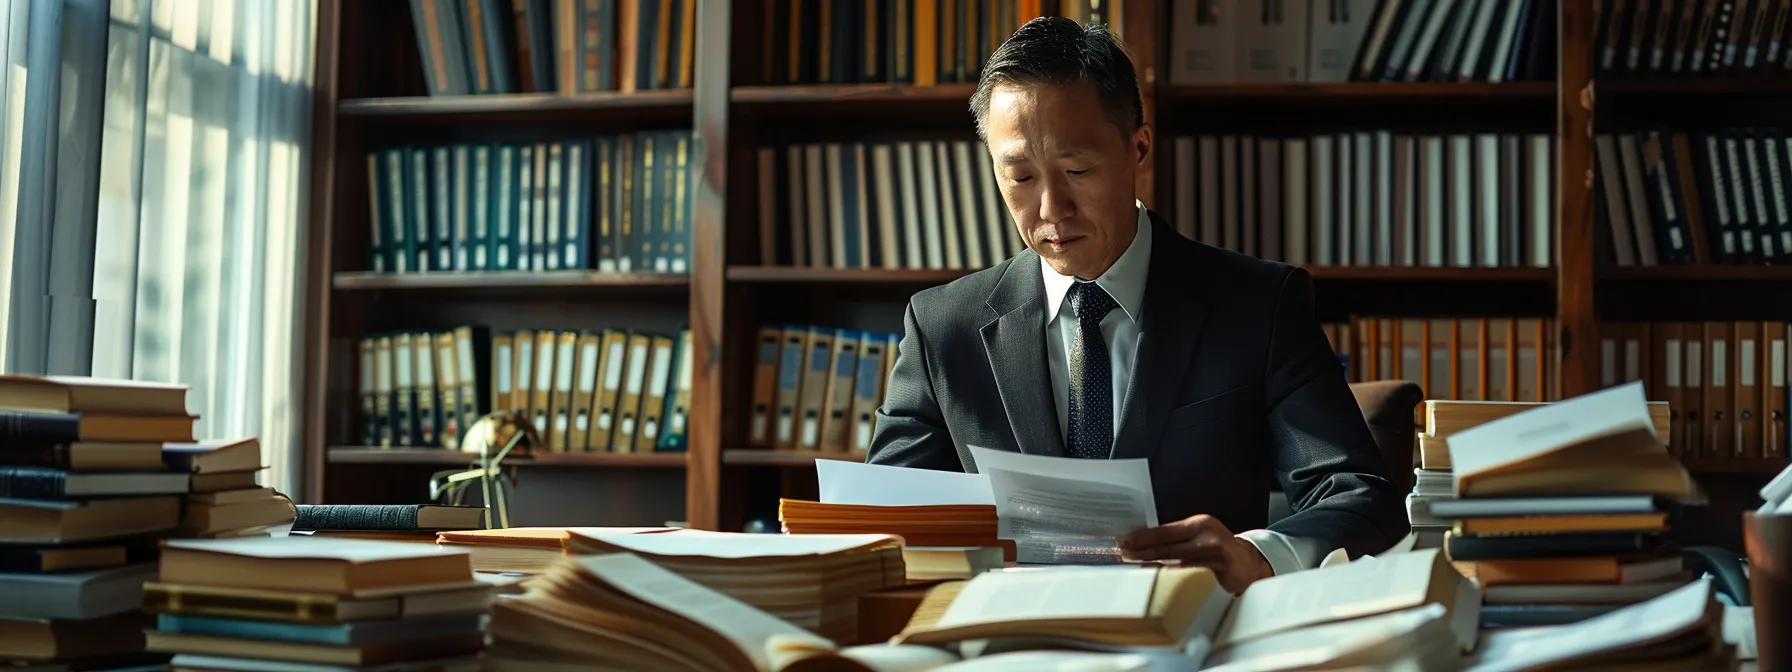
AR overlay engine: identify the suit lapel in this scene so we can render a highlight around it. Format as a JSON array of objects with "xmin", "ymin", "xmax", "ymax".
[
  {"xmin": 980, "ymin": 252, "xmax": 1067, "ymax": 457},
  {"xmin": 1112, "ymin": 213, "xmax": 1210, "ymax": 460}
]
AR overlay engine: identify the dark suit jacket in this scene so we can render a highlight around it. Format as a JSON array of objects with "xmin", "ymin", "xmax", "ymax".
[{"xmin": 866, "ymin": 211, "xmax": 1409, "ymax": 558}]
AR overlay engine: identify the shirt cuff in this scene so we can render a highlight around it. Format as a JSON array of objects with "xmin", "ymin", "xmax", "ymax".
[{"xmin": 1236, "ymin": 528, "xmax": 1331, "ymax": 577}]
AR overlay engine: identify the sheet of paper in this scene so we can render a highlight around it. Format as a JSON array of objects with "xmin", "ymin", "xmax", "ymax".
[
  {"xmin": 1464, "ymin": 579, "xmax": 1714, "ymax": 672},
  {"xmin": 969, "ymin": 446, "xmax": 1157, "ymax": 564},
  {"xmin": 170, "ymin": 536, "xmax": 461, "ymax": 562},
  {"xmin": 815, "ymin": 460, "xmax": 994, "ymax": 506},
  {"xmin": 1447, "ymin": 381, "xmax": 1655, "ymax": 479},
  {"xmin": 573, "ymin": 528, "xmax": 895, "ymax": 559},
  {"xmin": 937, "ymin": 566, "xmax": 1159, "ymax": 628},
  {"xmin": 574, "ymin": 553, "xmax": 831, "ymax": 670},
  {"xmin": 931, "ymin": 649, "xmax": 1200, "ymax": 672},
  {"xmin": 1201, "ymin": 604, "xmax": 1448, "ymax": 672},
  {"xmin": 1217, "ymin": 549, "xmax": 1439, "ymax": 649}
]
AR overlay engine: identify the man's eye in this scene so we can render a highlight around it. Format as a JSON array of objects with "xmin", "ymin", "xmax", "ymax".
[
  {"xmin": 1067, "ymin": 169, "xmax": 1089, "ymax": 176},
  {"xmin": 1011, "ymin": 176, "xmax": 1032, "ymax": 184}
]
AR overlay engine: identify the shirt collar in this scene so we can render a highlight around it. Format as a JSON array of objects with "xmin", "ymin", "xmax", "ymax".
[{"xmin": 1042, "ymin": 201, "xmax": 1151, "ymax": 324}]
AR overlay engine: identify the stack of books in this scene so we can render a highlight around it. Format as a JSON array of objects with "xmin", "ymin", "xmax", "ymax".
[
  {"xmin": 143, "ymin": 537, "xmax": 491, "ymax": 669},
  {"xmin": 778, "ymin": 498, "xmax": 1012, "ymax": 570},
  {"xmin": 164, "ymin": 438, "xmax": 292, "ymax": 538},
  {"xmin": 1413, "ymin": 398, "xmax": 1673, "ymax": 550},
  {"xmin": 291, "ymin": 503, "xmax": 488, "ymax": 543},
  {"xmin": 563, "ymin": 529, "xmax": 906, "ymax": 643},
  {"xmin": 1441, "ymin": 381, "xmax": 1700, "ymax": 628},
  {"xmin": 434, "ymin": 525, "xmax": 677, "ymax": 574},
  {"xmin": 0, "ymin": 376, "xmax": 197, "ymax": 668}
]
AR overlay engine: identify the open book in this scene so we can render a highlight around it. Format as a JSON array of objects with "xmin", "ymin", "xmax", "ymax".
[
  {"xmin": 894, "ymin": 549, "xmax": 1480, "ymax": 660},
  {"xmin": 484, "ymin": 552, "xmax": 959, "ymax": 671}
]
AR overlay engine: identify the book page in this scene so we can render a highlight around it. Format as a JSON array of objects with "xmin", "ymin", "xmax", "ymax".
[
  {"xmin": 816, "ymin": 460, "xmax": 994, "ymax": 506},
  {"xmin": 1202, "ymin": 604, "xmax": 1448, "ymax": 672},
  {"xmin": 573, "ymin": 528, "xmax": 896, "ymax": 559},
  {"xmin": 969, "ymin": 446, "xmax": 1157, "ymax": 564},
  {"xmin": 927, "ymin": 649, "xmax": 1201, "ymax": 671},
  {"xmin": 1447, "ymin": 381, "xmax": 1655, "ymax": 479},
  {"xmin": 576, "ymin": 553, "xmax": 831, "ymax": 671},
  {"xmin": 936, "ymin": 567, "xmax": 1158, "ymax": 628},
  {"xmin": 1217, "ymin": 550, "xmax": 1440, "ymax": 648},
  {"xmin": 166, "ymin": 537, "xmax": 463, "ymax": 563},
  {"xmin": 1464, "ymin": 579, "xmax": 1713, "ymax": 672}
]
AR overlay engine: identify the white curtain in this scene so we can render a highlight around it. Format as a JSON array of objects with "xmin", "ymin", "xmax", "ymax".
[{"xmin": 0, "ymin": 0, "xmax": 316, "ymax": 496}]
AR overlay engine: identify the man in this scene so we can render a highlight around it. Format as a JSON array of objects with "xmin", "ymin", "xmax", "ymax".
[{"xmin": 865, "ymin": 17, "xmax": 1408, "ymax": 594}]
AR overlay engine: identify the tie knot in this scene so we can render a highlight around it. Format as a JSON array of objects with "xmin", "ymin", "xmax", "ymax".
[{"xmin": 1068, "ymin": 282, "xmax": 1117, "ymax": 322}]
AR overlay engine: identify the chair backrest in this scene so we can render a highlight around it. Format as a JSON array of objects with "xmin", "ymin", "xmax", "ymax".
[{"xmin": 1267, "ymin": 380, "xmax": 1424, "ymax": 525}]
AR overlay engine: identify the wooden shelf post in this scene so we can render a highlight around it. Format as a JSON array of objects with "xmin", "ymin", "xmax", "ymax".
[
  {"xmin": 1555, "ymin": 0, "xmax": 1598, "ymax": 399},
  {"xmin": 686, "ymin": 0, "xmax": 732, "ymax": 531}
]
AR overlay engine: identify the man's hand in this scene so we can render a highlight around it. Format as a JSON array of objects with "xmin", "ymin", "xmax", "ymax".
[{"xmin": 1116, "ymin": 514, "xmax": 1273, "ymax": 594}]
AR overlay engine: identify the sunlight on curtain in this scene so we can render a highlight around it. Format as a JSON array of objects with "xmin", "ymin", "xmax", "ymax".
[
  {"xmin": 0, "ymin": 0, "xmax": 29, "ymax": 375},
  {"xmin": 90, "ymin": 0, "xmax": 316, "ymax": 496}
]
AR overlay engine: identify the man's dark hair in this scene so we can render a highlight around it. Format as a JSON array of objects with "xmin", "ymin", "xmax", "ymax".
[{"xmin": 969, "ymin": 17, "xmax": 1143, "ymax": 142}]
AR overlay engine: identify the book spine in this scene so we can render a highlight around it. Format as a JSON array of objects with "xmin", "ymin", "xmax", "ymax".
[
  {"xmin": 0, "ymin": 411, "xmax": 80, "ymax": 445},
  {"xmin": 0, "ymin": 466, "xmax": 68, "ymax": 499},
  {"xmin": 293, "ymin": 504, "xmax": 424, "ymax": 531}
]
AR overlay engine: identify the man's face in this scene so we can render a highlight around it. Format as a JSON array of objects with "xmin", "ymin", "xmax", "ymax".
[{"xmin": 985, "ymin": 82, "xmax": 1152, "ymax": 280}]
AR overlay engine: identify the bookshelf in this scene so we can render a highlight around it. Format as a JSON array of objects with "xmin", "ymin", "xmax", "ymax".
[{"xmin": 302, "ymin": 0, "xmax": 1792, "ymax": 549}]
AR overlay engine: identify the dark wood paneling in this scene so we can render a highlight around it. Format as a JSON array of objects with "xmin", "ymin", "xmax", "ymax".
[
  {"xmin": 1556, "ymin": 0, "xmax": 1599, "ymax": 398},
  {"xmin": 301, "ymin": 0, "xmax": 345, "ymax": 504},
  {"xmin": 333, "ymin": 271, "xmax": 690, "ymax": 291}
]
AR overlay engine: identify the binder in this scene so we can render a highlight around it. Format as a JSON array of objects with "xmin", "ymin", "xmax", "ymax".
[
  {"xmin": 373, "ymin": 335, "xmax": 394, "ymax": 448},
  {"xmin": 392, "ymin": 333, "xmax": 416, "ymax": 448},
  {"xmin": 569, "ymin": 332, "xmax": 602, "ymax": 452},
  {"xmin": 820, "ymin": 329, "xmax": 860, "ymax": 452},
  {"xmin": 1682, "ymin": 322, "xmax": 1706, "ymax": 457},
  {"xmin": 797, "ymin": 328, "xmax": 835, "ymax": 451},
  {"xmin": 492, "ymin": 332, "xmax": 515, "ymax": 415},
  {"xmin": 849, "ymin": 333, "xmax": 887, "ymax": 452},
  {"xmin": 1706, "ymin": 321, "xmax": 1733, "ymax": 458},
  {"xmin": 360, "ymin": 338, "xmax": 379, "ymax": 446},
  {"xmin": 635, "ymin": 334, "xmax": 675, "ymax": 452},
  {"xmin": 413, "ymin": 331, "xmax": 440, "ymax": 448},
  {"xmin": 590, "ymin": 329, "xmax": 630, "ymax": 452},
  {"xmin": 884, "ymin": 333, "xmax": 899, "ymax": 406},
  {"xmin": 749, "ymin": 327, "xmax": 781, "ymax": 447},
  {"xmin": 513, "ymin": 329, "xmax": 536, "ymax": 419},
  {"xmin": 774, "ymin": 327, "xmax": 807, "ymax": 451},
  {"xmin": 549, "ymin": 331, "xmax": 579, "ymax": 452},
  {"xmin": 1770, "ymin": 321, "xmax": 1789, "ymax": 459},
  {"xmin": 530, "ymin": 331, "xmax": 557, "ymax": 440},
  {"xmin": 1737, "ymin": 321, "xmax": 1762, "ymax": 458},
  {"xmin": 658, "ymin": 328, "xmax": 694, "ymax": 452},
  {"xmin": 1516, "ymin": 318, "xmax": 1541, "ymax": 402},
  {"xmin": 434, "ymin": 332, "xmax": 462, "ymax": 448},
  {"xmin": 452, "ymin": 325, "xmax": 490, "ymax": 435},
  {"xmin": 1651, "ymin": 323, "xmax": 1684, "ymax": 456},
  {"xmin": 614, "ymin": 333, "xmax": 655, "ymax": 452},
  {"xmin": 1487, "ymin": 318, "xmax": 1510, "ymax": 401}
]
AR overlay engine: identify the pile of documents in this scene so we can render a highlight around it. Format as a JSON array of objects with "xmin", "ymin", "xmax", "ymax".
[
  {"xmin": 563, "ymin": 528, "xmax": 907, "ymax": 643},
  {"xmin": 1464, "ymin": 579, "xmax": 1735, "ymax": 670},
  {"xmin": 143, "ymin": 537, "xmax": 492, "ymax": 668},
  {"xmin": 165, "ymin": 437, "xmax": 293, "ymax": 538},
  {"xmin": 433, "ymin": 525, "xmax": 677, "ymax": 573},
  {"xmin": 0, "ymin": 376, "xmax": 202, "ymax": 668},
  {"xmin": 1440, "ymin": 381, "xmax": 1699, "ymax": 628},
  {"xmin": 779, "ymin": 499, "xmax": 1011, "ymax": 568},
  {"xmin": 1413, "ymin": 398, "xmax": 1672, "ymax": 551}
]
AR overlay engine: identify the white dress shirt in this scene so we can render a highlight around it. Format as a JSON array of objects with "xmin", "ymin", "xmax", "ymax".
[{"xmin": 1040, "ymin": 202, "xmax": 1327, "ymax": 578}]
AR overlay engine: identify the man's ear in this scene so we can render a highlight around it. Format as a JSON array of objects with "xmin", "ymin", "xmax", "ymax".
[{"xmin": 1132, "ymin": 123, "xmax": 1154, "ymax": 167}]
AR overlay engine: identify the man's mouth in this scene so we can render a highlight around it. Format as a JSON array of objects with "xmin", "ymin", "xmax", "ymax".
[{"xmin": 1045, "ymin": 235, "xmax": 1082, "ymax": 251}]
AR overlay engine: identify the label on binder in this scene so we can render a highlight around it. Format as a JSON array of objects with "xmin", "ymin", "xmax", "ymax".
[
  {"xmin": 598, "ymin": 412, "xmax": 612, "ymax": 431},
  {"xmin": 802, "ymin": 419, "xmax": 819, "ymax": 447},
  {"xmin": 777, "ymin": 417, "xmax": 793, "ymax": 443},
  {"xmin": 643, "ymin": 421, "xmax": 658, "ymax": 440},
  {"xmin": 672, "ymin": 411, "xmax": 686, "ymax": 433},
  {"xmin": 622, "ymin": 417, "xmax": 635, "ymax": 436}
]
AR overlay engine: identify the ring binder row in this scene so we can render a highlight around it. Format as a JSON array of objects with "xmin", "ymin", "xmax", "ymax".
[
  {"xmin": 1327, "ymin": 317, "xmax": 1564, "ymax": 405},
  {"xmin": 745, "ymin": 325, "xmax": 899, "ymax": 454},
  {"xmin": 1598, "ymin": 320, "xmax": 1791, "ymax": 461},
  {"xmin": 357, "ymin": 325, "xmax": 693, "ymax": 454},
  {"xmin": 407, "ymin": 0, "xmax": 694, "ymax": 96},
  {"xmin": 1596, "ymin": 128, "xmax": 1792, "ymax": 268},
  {"xmin": 364, "ymin": 132, "xmax": 695, "ymax": 276}
]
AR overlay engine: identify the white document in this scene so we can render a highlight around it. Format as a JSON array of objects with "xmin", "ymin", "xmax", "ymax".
[
  {"xmin": 815, "ymin": 459, "xmax": 994, "ymax": 506},
  {"xmin": 931, "ymin": 650, "xmax": 1200, "ymax": 672},
  {"xmin": 1447, "ymin": 380, "xmax": 1656, "ymax": 480},
  {"xmin": 937, "ymin": 566, "xmax": 1159, "ymax": 629},
  {"xmin": 969, "ymin": 445, "xmax": 1158, "ymax": 564},
  {"xmin": 1464, "ymin": 579, "xmax": 1714, "ymax": 672}
]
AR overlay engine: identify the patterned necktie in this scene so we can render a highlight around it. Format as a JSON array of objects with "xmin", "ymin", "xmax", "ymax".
[{"xmin": 1066, "ymin": 281, "xmax": 1119, "ymax": 459}]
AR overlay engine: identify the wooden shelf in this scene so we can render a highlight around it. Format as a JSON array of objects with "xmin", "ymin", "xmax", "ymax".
[
  {"xmin": 1305, "ymin": 266, "xmax": 1555, "ymax": 281},
  {"xmin": 723, "ymin": 449, "xmax": 866, "ymax": 466},
  {"xmin": 733, "ymin": 83, "xmax": 976, "ymax": 105},
  {"xmin": 328, "ymin": 447, "xmax": 686, "ymax": 467},
  {"xmin": 727, "ymin": 265, "xmax": 1552, "ymax": 284},
  {"xmin": 1160, "ymin": 81, "xmax": 1556, "ymax": 103},
  {"xmin": 1600, "ymin": 77, "xmax": 1792, "ymax": 97},
  {"xmin": 333, "ymin": 271, "xmax": 689, "ymax": 291},
  {"xmin": 1600, "ymin": 265, "xmax": 1792, "ymax": 281},
  {"xmin": 337, "ymin": 90, "xmax": 695, "ymax": 121},
  {"xmin": 726, "ymin": 266, "xmax": 973, "ymax": 284},
  {"xmin": 1681, "ymin": 456, "xmax": 1789, "ymax": 475}
]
